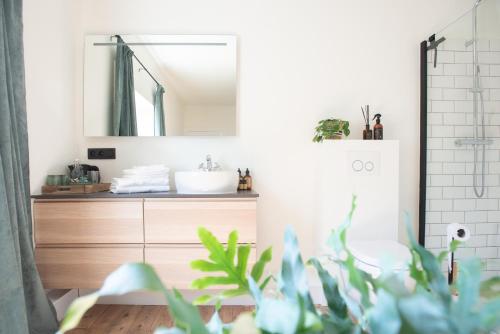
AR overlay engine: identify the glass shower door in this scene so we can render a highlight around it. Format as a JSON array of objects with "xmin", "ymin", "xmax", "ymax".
[{"xmin": 423, "ymin": 0, "xmax": 500, "ymax": 280}]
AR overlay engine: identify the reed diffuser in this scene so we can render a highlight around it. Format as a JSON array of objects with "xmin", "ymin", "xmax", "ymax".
[{"xmin": 361, "ymin": 105, "xmax": 372, "ymax": 140}]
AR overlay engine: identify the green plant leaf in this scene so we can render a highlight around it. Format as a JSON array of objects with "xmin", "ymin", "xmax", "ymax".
[
  {"xmin": 437, "ymin": 239, "xmax": 460, "ymax": 264},
  {"xmin": 479, "ymin": 299, "xmax": 500, "ymax": 330},
  {"xmin": 191, "ymin": 260, "xmax": 225, "ymax": 272},
  {"xmin": 448, "ymin": 258, "xmax": 489, "ymax": 334},
  {"xmin": 236, "ymin": 245, "xmax": 251, "ymax": 278},
  {"xmin": 57, "ymin": 293, "xmax": 99, "ymax": 333},
  {"xmin": 206, "ymin": 311, "xmax": 225, "ymax": 334},
  {"xmin": 190, "ymin": 228, "xmax": 272, "ymax": 303},
  {"xmin": 308, "ymin": 258, "xmax": 347, "ymax": 318},
  {"xmin": 326, "ymin": 196, "xmax": 372, "ymax": 308},
  {"xmin": 226, "ymin": 231, "xmax": 238, "ymax": 263},
  {"xmin": 397, "ymin": 293, "xmax": 450, "ymax": 334},
  {"xmin": 254, "ymin": 297, "xmax": 322, "ymax": 334},
  {"xmin": 166, "ymin": 288, "xmax": 210, "ymax": 334},
  {"xmin": 58, "ymin": 263, "xmax": 209, "ymax": 334},
  {"xmin": 259, "ymin": 275, "xmax": 273, "ymax": 290},
  {"xmin": 366, "ymin": 290, "xmax": 401, "ymax": 334},
  {"xmin": 279, "ymin": 225, "xmax": 316, "ymax": 313},
  {"xmin": 250, "ymin": 247, "xmax": 272, "ymax": 282},
  {"xmin": 248, "ymin": 276, "xmax": 262, "ymax": 304},
  {"xmin": 313, "ymin": 118, "xmax": 350, "ymax": 142},
  {"xmin": 58, "ymin": 263, "xmax": 167, "ymax": 333},
  {"xmin": 480, "ymin": 276, "xmax": 500, "ymax": 299},
  {"xmin": 192, "ymin": 276, "xmax": 238, "ymax": 289},
  {"xmin": 404, "ymin": 215, "xmax": 451, "ymax": 307},
  {"xmin": 193, "ymin": 294, "xmax": 214, "ymax": 305},
  {"xmin": 309, "ymin": 257, "xmax": 356, "ymax": 334}
]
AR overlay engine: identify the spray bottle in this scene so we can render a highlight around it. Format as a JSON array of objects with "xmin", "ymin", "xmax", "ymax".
[{"xmin": 373, "ymin": 114, "xmax": 383, "ymax": 140}]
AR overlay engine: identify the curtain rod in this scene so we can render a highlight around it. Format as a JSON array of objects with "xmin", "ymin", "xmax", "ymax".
[
  {"xmin": 131, "ymin": 52, "xmax": 161, "ymax": 87},
  {"xmin": 110, "ymin": 35, "xmax": 162, "ymax": 88},
  {"xmin": 93, "ymin": 42, "xmax": 227, "ymax": 46}
]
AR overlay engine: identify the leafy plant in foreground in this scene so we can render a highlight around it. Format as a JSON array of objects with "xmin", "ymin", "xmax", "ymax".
[
  {"xmin": 190, "ymin": 227, "xmax": 273, "ymax": 305},
  {"xmin": 57, "ymin": 197, "xmax": 500, "ymax": 334}
]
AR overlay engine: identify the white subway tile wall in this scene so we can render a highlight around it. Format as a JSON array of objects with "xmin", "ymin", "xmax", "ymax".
[{"xmin": 426, "ymin": 39, "xmax": 500, "ymax": 279}]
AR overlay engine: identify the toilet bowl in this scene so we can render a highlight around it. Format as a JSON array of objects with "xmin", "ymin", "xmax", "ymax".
[
  {"xmin": 334, "ymin": 239, "xmax": 413, "ymax": 303},
  {"xmin": 348, "ymin": 239, "xmax": 411, "ymax": 278}
]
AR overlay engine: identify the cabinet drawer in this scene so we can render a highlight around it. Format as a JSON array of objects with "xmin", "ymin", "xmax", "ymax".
[
  {"xmin": 34, "ymin": 201, "xmax": 143, "ymax": 244},
  {"xmin": 36, "ymin": 247, "xmax": 143, "ymax": 289},
  {"xmin": 144, "ymin": 199, "xmax": 257, "ymax": 244},
  {"xmin": 145, "ymin": 246, "xmax": 256, "ymax": 289}
]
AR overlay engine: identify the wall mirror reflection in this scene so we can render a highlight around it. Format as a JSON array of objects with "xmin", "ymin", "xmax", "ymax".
[{"xmin": 84, "ymin": 35, "xmax": 237, "ymax": 137}]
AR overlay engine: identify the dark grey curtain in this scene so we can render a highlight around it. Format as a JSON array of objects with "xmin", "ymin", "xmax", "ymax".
[
  {"xmin": 0, "ymin": 1, "xmax": 59, "ymax": 333},
  {"xmin": 112, "ymin": 36, "xmax": 137, "ymax": 136},
  {"xmin": 154, "ymin": 84, "xmax": 166, "ymax": 136}
]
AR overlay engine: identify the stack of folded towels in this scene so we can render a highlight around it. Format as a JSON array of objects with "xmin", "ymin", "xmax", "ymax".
[{"xmin": 110, "ymin": 165, "xmax": 170, "ymax": 194}]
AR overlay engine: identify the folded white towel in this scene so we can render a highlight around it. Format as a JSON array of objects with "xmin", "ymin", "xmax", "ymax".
[
  {"xmin": 111, "ymin": 165, "xmax": 171, "ymax": 193},
  {"xmin": 123, "ymin": 165, "xmax": 170, "ymax": 177},
  {"xmin": 112, "ymin": 177, "xmax": 169, "ymax": 188},
  {"xmin": 110, "ymin": 185, "xmax": 170, "ymax": 194}
]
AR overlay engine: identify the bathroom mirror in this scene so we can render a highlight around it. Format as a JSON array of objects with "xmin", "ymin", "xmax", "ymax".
[{"xmin": 84, "ymin": 35, "xmax": 237, "ymax": 137}]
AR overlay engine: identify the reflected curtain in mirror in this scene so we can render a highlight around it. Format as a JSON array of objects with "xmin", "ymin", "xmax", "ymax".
[
  {"xmin": 154, "ymin": 84, "xmax": 166, "ymax": 136},
  {"xmin": 0, "ymin": 0, "xmax": 58, "ymax": 332},
  {"xmin": 113, "ymin": 36, "xmax": 137, "ymax": 136}
]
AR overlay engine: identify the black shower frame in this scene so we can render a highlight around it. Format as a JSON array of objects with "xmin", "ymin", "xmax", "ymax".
[{"xmin": 418, "ymin": 40, "xmax": 428, "ymax": 246}]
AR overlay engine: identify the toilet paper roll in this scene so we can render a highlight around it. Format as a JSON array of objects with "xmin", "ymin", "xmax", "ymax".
[
  {"xmin": 447, "ymin": 223, "xmax": 470, "ymax": 243},
  {"xmin": 446, "ymin": 223, "xmax": 470, "ymax": 271}
]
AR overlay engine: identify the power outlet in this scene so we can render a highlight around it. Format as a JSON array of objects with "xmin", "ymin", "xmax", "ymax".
[{"xmin": 88, "ymin": 148, "xmax": 116, "ymax": 160}]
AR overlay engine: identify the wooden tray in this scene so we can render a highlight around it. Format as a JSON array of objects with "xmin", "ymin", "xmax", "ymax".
[{"xmin": 41, "ymin": 183, "xmax": 111, "ymax": 194}]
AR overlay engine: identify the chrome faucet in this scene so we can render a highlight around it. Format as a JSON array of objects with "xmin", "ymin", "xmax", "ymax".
[
  {"xmin": 199, "ymin": 154, "xmax": 220, "ymax": 171},
  {"xmin": 206, "ymin": 154, "xmax": 213, "ymax": 171}
]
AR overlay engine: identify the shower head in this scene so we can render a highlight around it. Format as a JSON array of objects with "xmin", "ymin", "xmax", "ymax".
[{"xmin": 474, "ymin": 0, "xmax": 483, "ymax": 8}]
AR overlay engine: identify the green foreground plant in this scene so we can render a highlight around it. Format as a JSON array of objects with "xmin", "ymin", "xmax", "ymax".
[{"xmin": 58, "ymin": 198, "xmax": 500, "ymax": 334}]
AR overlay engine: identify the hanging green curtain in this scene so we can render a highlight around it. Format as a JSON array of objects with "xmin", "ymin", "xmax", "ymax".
[
  {"xmin": 154, "ymin": 84, "xmax": 166, "ymax": 136},
  {"xmin": 0, "ymin": 1, "xmax": 59, "ymax": 333},
  {"xmin": 112, "ymin": 36, "xmax": 137, "ymax": 136}
]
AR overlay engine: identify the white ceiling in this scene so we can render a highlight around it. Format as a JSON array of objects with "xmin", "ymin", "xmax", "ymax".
[{"xmin": 140, "ymin": 35, "xmax": 237, "ymax": 105}]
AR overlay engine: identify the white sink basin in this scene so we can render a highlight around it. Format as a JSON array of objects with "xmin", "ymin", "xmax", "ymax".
[{"xmin": 175, "ymin": 171, "xmax": 239, "ymax": 194}]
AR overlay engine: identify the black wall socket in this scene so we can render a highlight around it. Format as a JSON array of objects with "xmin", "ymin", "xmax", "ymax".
[{"xmin": 88, "ymin": 148, "xmax": 116, "ymax": 160}]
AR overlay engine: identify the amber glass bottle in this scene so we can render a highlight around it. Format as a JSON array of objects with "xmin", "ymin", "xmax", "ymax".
[{"xmin": 244, "ymin": 169, "xmax": 252, "ymax": 190}]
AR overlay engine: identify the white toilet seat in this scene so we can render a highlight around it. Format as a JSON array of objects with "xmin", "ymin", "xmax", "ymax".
[{"xmin": 348, "ymin": 239, "xmax": 411, "ymax": 276}]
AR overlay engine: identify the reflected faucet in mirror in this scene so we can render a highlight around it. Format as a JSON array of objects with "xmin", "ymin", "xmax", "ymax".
[{"xmin": 84, "ymin": 34, "xmax": 237, "ymax": 137}]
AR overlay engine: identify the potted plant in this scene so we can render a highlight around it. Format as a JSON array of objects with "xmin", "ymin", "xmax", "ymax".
[{"xmin": 313, "ymin": 118, "xmax": 350, "ymax": 142}]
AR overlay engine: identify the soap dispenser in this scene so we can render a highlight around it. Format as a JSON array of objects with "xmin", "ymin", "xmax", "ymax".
[
  {"xmin": 373, "ymin": 114, "xmax": 383, "ymax": 140},
  {"xmin": 244, "ymin": 169, "xmax": 252, "ymax": 191}
]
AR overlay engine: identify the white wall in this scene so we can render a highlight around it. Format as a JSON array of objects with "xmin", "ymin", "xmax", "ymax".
[
  {"xmin": 25, "ymin": 0, "xmax": 475, "ymax": 270},
  {"xmin": 83, "ymin": 36, "xmax": 114, "ymax": 136},
  {"xmin": 24, "ymin": 0, "xmax": 81, "ymax": 191}
]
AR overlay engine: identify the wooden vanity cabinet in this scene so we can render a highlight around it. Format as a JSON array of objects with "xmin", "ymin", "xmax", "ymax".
[
  {"xmin": 144, "ymin": 199, "xmax": 257, "ymax": 244},
  {"xmin": 33, "ymin": 196, "xmax": 257, "ymax": 289}
]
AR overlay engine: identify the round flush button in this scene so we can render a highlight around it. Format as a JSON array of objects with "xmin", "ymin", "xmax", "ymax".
[
  {"xmin": 365, "ymin": 161, "xmax": 374, "ymax": 172},
  {"xmin": 352, "ymin": 160, "xmax": 363, "ymax": 172}
]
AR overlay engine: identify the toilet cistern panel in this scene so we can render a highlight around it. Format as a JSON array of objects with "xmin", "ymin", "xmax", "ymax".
[{"xmin": 314, "ymin": 141, "xmax": 399, "ymax": 255}]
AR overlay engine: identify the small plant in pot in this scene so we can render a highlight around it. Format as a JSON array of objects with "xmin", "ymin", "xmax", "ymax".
[{"xmin": 313, "ymin": 118, "xmax": 350, "ymax": 142}]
